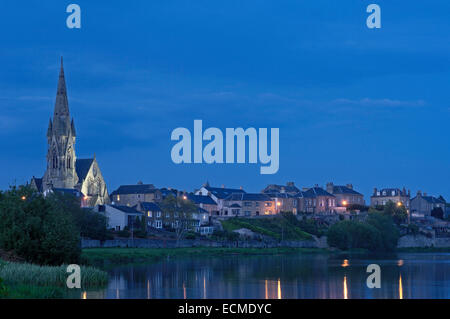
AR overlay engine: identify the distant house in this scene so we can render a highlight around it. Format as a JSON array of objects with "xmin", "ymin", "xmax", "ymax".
[
  {"xmin": 295, "ymin": 186, "xmax": 336, "ymax": 214},
  {"xmin": 326, "ymin": 182, "xmax": 365, "ymax": 207},
  {"xmin": 94, "ymin": 204, "xmax": 144, "ymax": 231},
  {"xmin": 110, "ymin": 182, "xmax": 162, "ymax": 206},
  {"xmin": 262, "ymin": 182, "xmax": 300, "ymax": 195},
  {"xmin": 137, "ymin": 201, "xmax": 163, "ymax": 229},
  {"xmin": 411, "ymin": 191, "xmax": 446, "ymax": 218},
  {"xmin": 264, "ymin": 192, "xmax": 298, "ymax": 214},
  {"xmin": 370, "ymin": 187, "xmax": 410, "ymax": 210},
  {"xmin": 222, "ymin": 193, "xmax": 275, "ymax": 217},
  {"xmin": 187, "ymin": 194, "xmax": 219, "ymax": 216},
  {"xmin": 195, "ymin": 183, "xmax": 246, "ymax": 212}
]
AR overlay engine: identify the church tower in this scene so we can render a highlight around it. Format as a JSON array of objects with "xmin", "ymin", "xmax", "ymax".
[{"xmin": 43, "ymin": 58, "xmax": 78, "ymax": 190}]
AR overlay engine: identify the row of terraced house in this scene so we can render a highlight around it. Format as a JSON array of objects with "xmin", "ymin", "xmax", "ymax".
[{"xmin": 99, "ymin": 181, "xmax": 448, "ymax": 235}]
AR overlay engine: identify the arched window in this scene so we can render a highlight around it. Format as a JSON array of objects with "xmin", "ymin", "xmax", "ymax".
[
  {"xmin": 52, "ymin": 155, "xmax": 58, "ymax": 169},
  {"xmin": 67, "ymin": 156, "xmax": 71, "ymax": 169}
]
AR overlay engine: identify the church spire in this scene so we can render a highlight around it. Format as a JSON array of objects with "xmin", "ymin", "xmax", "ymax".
[
  {"xmin": 54, "ymin": 57, "xmax": 69, "ymax": 117},
  {"xmin": 52, "ymin": 57, "xmax": 71, "ymax": 136}
]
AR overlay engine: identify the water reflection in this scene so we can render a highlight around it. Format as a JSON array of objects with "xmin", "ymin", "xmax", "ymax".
[
  {"xmin": 84, "ymin": 253, "xmax": 450, "ymax": 299},
  {"xmin": 343, "ymin": 276, "xmax": 348, "ymax": 299}
]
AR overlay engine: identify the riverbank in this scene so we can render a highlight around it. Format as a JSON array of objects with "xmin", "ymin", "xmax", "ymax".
[{"xmin": 81, "ymin": 247, "xmax": 330, "ymax": 266}]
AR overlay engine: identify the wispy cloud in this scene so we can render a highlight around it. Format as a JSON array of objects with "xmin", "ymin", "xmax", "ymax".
[{"xmin": 332, "ymin": 98, "xmax": 426, "ymax": 108}]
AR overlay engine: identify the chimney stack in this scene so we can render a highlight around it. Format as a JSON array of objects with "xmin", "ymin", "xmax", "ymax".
[
  {"xmin": 373, "ymin": 188, "xmax": 378, "ymax": 195},
  {"xmin": 417, "ymin": 190, "xmax": 422, "ymax": 196},
  {"xmin": 221, "ymin": 184, "xmax": 225, "ymax": 188},
  {"xmin": 326, "ymin": 182, "xmax": 334, "ymax": 194},
  {"xmin": 346, "ymin": 184, "xmax": 353, "ymax": 190}
]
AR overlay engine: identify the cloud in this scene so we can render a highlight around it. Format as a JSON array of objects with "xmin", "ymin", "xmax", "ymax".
[{"xmin": 332, "ymin": 98, "xmax": 426, "ymax": 108}]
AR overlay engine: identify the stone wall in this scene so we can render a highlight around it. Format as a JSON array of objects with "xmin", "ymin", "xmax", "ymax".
[
  {"xmin": 81, "ymin": 237, "xmax": 324, "ymax": 249},
  {"xmin": 397, "ymin": 235, "xmax": 450, "ymax": 248}
]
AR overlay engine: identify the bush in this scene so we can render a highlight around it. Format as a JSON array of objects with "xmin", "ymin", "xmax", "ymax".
[
  {"xmin": 327, "ymin": 220, "xmax": 382, "ymax": 251},
  {"xmin": 50, "ymin": 192, "xmax": 109, "ymax": 240},
  {"xmin": 0, "ymin": 186, "xmax": 80, "ymax": 265},
  {"xmin": 185, "ymin": 232, "xmax": 196, "ymax": 240},
  {"xmin": 366, "ymin": 212, "xmax": 400, "ymax": 251}
]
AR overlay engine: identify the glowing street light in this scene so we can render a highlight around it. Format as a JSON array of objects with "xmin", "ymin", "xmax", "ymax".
[
  {"xmin": 342, "ymin": 200, "xmax": 348, "ymax": 206},
  {"xmin": 21, "ymin": 196, "xmax": 26, "ymax": 201},
  {"xmin": 397, "ymin": 202, "xmax": 402, "ymax": 207}
]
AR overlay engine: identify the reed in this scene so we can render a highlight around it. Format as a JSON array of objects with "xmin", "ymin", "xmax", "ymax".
[{"xmin": 0, "ymin": 262, "xmax": 108, "ymax": 288}]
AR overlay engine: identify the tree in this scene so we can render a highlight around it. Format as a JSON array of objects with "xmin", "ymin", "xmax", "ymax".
[
  {"xmin": 0, "ymin": 186, "xmax": 80, "ymax": 265},
  {"xmin": 327, "ymin": 220, "xmax": 382, "ymax": 251},
  {"xmin": 366, "ymin": 212, "xmax": 400, "ymax": 251},
  {"xmin": 431, "ymin": 207, "xmax": 444, "ymax": 220},
  {"xmin": 383, "ymin": 201, "xmax": 408, "ymax": 225},
  {"xmin": 49, "ymin": 192, "xmax": 109, "ymax": 240},
  {"xmin": 160, "ymin": 195, "xmax": 198, "ymax": 245}
]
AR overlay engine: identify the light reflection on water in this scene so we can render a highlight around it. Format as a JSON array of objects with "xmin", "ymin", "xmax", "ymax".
[{"xmin": 82, "ymin": 253, "xmax": 450, "ymax": 299}]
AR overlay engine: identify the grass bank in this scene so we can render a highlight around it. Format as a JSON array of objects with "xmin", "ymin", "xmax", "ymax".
[
  {"xmin": 221, "ymin": 217, "xmax": 313, "ymax": 241},
  {"xmin": 0, "ymin": 261, "xmax": 108, "ymax": 299},
  {"xmin": 81, "ymin": 247, "xmax": 329, "ymax": 267}
]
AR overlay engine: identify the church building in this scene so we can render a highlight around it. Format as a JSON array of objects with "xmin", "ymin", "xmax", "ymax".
[{"xmin": 31, "ymin": 59, "xmax": 110, "ymax": 207}]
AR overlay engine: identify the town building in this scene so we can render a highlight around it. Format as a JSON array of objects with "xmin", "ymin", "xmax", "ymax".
[
  {"xmin": 94, "ymin": 204, "xmax": 144, "ymax": 231},
  {"xmin": 326, "ymin": 182, "xmax": 365, "ymax": 207},
  {"xmin": 110, "ymin": 182, "xmax": 162, "ymax": 206},
  {"xmin": 263, "ymin": 192, "xmax": 298, "ymax": 214},
  {"xmin": 187, "ymin": 194, "xmax": 219, "ymax": 216},
  {"xmin": 370, "ymin": 187, "xmax": 410, "ymax": 209},
  {"xmin": 31, "ymin": 59, "xmax": 109, "ymax": 207},
  {"xmin": 222, "ymin": 193, "xmax": 275, "ymax": 217},
  {"xmin": 261, "ymin": 182, "xmax": 300, "ymax": 195},
  {"xmin": 195, "ymin": 183, "xmax": 246, "ymax": 212},
  {"xmin": 295, "ymin": 186, "xmax": 336, "ymax": 214},
  {"xmin": 137, "ymin": 201, "xmax": 163, "ymax": 229},
  {"xmin": 411, "ymin": 191, "xmax": 446, "ymax": 218}
]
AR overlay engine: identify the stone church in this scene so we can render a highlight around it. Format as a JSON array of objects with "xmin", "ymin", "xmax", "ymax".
[{"xmin": 31, "ymin": 59, "xmax": 110, "ymax": 207}]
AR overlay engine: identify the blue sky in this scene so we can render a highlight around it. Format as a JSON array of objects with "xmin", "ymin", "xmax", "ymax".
[{"xmin": 0, "ymin": 1, "xmax": 449, "ymax": 200}]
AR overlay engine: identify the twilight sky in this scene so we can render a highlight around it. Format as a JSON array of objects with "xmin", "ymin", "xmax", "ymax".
[{"xmin": 0, "ymin": 1, "xmax": 449, "ymax": 200}]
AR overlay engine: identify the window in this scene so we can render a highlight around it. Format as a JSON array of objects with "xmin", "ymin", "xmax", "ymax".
[
  {"xmin": 392, "ymin": 191, "xmax": 396, "ymax": 196},
  {"xmin": 147, "ymin": 211, "xmax": 152, "ymax": 217},
  {"xmin": 157, "ymin": 211, "xmax": 161, "ymax": 218},
  {"xmin": 255, "ymin": 202, "xmax": 260, "ymax": 207},
  {"xmin": 244, "ymin": 211, "xmax": 251, "ymax": 216},
  {"xmin": 52, "ymin": 155, "xmax": 58, "ymax": 169},
  {"xmin": 67, "ymin": 156, "xmax": 71, "ymax": 169},
  {"xmin": 244, "ymin": 202, "xmax": 252, "ymax": 207},
  {"xmin": 155, "ymin": 220, "xmax": 162, "ymax": 229},
  {"xmin": 116, "ymin": 195, "xmax": 120, "ymax": 201}
]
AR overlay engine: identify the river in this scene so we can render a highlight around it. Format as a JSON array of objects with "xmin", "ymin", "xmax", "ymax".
[{"xmin": 81, "ymin": 252, "xmax": 450, "ymax": 299}]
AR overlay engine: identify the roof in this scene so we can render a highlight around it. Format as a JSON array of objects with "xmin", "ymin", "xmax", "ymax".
[
  {"xmin": 262, "ymin": 184, "xmax": 300, "ymax": 194},
  {"xmin": 187, "ymin": 194, "xmax": 217, "ymax": 205},
  {"xmin": 140, "ymin": 202, "xmax": 162, "ymax": 212},
  {"xmin": 31, "ymin": 177, "xmax": 43, "ymax": 193},
  {"xmin": 110, "ymin": 184, "xmax": 157, "ymax": 195},
  {"xmin": 110, "ymin": 205, "xmax": 144, "ymax": 215},
  {"xmin": 203, "ymin": 186, "xmax": 246, "ymax": 199},
  {"xmin": 264, "ymin": 192, "xmax": 293, "ymax": 199},
  {"xmin": 197, "ymin": 207, "xmax": 209, "ymax": 214},
  {"xmin": 225, "ymin": 193, "xmax": 272, "ymax": 201},
  {"xmin": 331, "ymin": 185, "xmax": 362, "ymax": 196},
  {"xmin": 52, "ymin": 188, "xmax": 84, "ymax": 197},
  {"xmin": 412, "ymin": 195, "xmax": 445, "ymax": 204},
  {"xmin": 75, "ymin": 158, "xmax": 94, "ymax": 181},
  {"xmin": 300, "ymin": 187, "xmax": 335, "ymax": 198}
]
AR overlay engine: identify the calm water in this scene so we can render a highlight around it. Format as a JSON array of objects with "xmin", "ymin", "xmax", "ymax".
[{"xmin": 82, "ymin": 252, "xmax": 450, "ymax": 299}]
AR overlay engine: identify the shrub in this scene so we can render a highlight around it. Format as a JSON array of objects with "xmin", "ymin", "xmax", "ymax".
[
  {"xmin": 327, "ymin": 220, "xmax": 382, "ymax": 251},
  {"xmin": 0, "ymin": 186, "xmax": 80, "ymax": 265}
]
